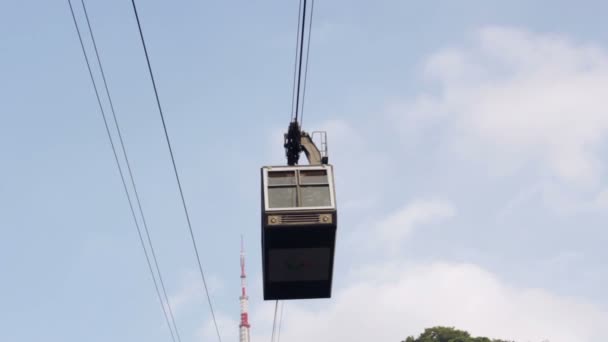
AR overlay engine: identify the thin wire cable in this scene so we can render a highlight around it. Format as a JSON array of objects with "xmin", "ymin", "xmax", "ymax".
[
  {"xmin": 129, "ymin": 1, "xmax": 222, "ymax": 341},
  {"xmin": 67, "ymin": 2, "xmax": 176, "ymax": 341},
  {"xmin": 79, "ymin": 1, "xmax": 182, "ymax": 341},
  {"xmin": 277, "ymin": 301, "xmax": 285, "ymax": 342},
  {"xmin": 290, "ymin": 0, "xmax": 303, "ymax": 122},
  {"xmin": 293, "ymin": 0, "xmax": 308, "ymax": 124},
  {"xmin": 270, "ymin": 300, "xmax": 279, "ymax": 342},
  {"xmin": 298, "ymin": 0, "xmax": 315, "ymax": 129}
]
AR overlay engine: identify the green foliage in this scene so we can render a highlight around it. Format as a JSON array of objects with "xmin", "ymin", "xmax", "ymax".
[{"xmin": 402, "ymin": 326, "xmax": 515, "ymax": 342}]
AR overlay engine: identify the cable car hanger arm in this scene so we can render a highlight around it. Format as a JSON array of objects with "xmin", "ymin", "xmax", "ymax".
[
  {"xmin": 300, "ymin": 132, "xmax": 323, "ymax": 165},
  {"xmin": 284, "ymin": 121, "xmax": 328, "ymax": 166}
]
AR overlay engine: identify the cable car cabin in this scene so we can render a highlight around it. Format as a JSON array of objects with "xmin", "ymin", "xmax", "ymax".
[{"xmin": 261, "ymin": 164, "xmax": 337, "ymax": 300}]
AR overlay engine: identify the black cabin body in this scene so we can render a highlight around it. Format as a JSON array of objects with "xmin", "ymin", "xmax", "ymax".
[{"xmin": 261, "ymin": 164, "xmax": 337, "ymax": 300}]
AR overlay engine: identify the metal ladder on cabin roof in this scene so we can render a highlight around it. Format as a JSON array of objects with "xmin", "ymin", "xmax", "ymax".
[{"xmin": 312, "ymin": 131, "xmax": 328, "ymax": 164}]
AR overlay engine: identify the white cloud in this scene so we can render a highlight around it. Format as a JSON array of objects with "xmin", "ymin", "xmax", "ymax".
[
  {"xmin": 206, "ymin": 195, "xmax": 605, "ymax": 342},
  {"xmin": 242, "ymin": 194, "xmax": 605, "ymax": 342},
  {"xmin": 232, "ymin": 27, "xmax": 608, "ymax": 342},
  {"xmin": 251, "ymin": 262, "xmax": 608, "ymax": 342},
  {"xmin": 344, "ymin": 199, "xmax": 456, "ymax": 259},
  {"xmin": 540, "ymin": 181, "xmax": 608, "ymax": 215},
  {"xmin": 376, "ymin": 199, "xmax": 455, "ymax": 252},
  {"xmin": 198, "ymin": 313, "xmax": 238, "ymax": 342},
  {"xmin": 595, "ymin": 188, "xmax": 608, "ymax": 209},
  {"xmin": 399, "ymin": 26, "xmax": 608, "ymax": 191},
  {"xmin": 495, "ymin": 181, "xmax": 544, "ymax": 221},
  {"xmin": 169, "ymin": 271, "xmax": 224, "ymax": 316}
]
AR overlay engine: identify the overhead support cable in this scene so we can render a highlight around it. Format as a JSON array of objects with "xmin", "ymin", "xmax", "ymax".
[
  {"xmin": 284, "ymin": 0, "xmax": 316, "ymax": 165},
  {"xmin": 67, "ymin": 1, "xmax": 177, "ymax": 341},
  {"xmin": 298, "ymin": 0, "xmax": 315, "ymax": 128},
  {"xmin": 290, "ymin": 0, "xmax": 304, "ymax": 122},
  {"xmin": 277, "ymin": 301, "xmax": 285, "ymax": 342},
  {"xmin": 128, "ymin": 1, "xmax": 222, "ymax": 341},
  {"xmin": 270, "ymin": 300, "xmax": 279, "ymax": 342},
  {"xmin": 78, "ymin": 1, "xmax": 182, "ymax": 341},
  {"xmin": 292, "ymin": 0, "xmax": 308, "ymax": 124}
]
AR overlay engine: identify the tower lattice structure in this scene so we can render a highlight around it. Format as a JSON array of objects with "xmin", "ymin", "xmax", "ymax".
[{"xmin": 239, "ymin": 237, "xmax": 251, "ymax": 342}]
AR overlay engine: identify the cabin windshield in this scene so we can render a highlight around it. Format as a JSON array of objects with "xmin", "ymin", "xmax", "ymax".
[{"xmin": 267, "ymin": 169, "xmax": 332, "ymax": 209}]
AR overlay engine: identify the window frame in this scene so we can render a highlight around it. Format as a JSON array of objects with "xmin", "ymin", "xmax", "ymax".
[{"xmin": 263, "ymin": 165, "xmax": 336, "ymax": 211}]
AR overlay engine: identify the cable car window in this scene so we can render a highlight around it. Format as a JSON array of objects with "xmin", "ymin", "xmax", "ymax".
[
  {"xmin": 268, "ymin": 187, "xmax": 297, "ymax": 208},
  {"xmin": 268, "ymin": 171, "xmax": 296, "ymax": 186},
  {"xmin": 266, "ymin": 168, "xmax": 333, "ymax": 209},
  {"xmin": 300, "ymin": 185, "xmax": 331, "ymax": 207},
  {"xmin": 299, "ymin": 169, "xmax": 330, "ymax": 207},
  {"xmin": 299, "ymin": 170, "xmax": 328, "ymax": 184}
]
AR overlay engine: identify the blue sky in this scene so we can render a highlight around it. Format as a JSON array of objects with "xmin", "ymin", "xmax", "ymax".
[{"xmin": 1, "ymin": 1, "xmax": 608, "ymax": 341}]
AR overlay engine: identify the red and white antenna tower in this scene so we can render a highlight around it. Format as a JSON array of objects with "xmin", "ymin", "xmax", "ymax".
[{"xmin": 239, "ymin": 236, "xmax": 251, "ymax": 342}]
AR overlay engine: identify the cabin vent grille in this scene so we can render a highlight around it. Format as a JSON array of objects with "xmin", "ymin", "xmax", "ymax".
[
  {"xmin": 267, "ymin": 213, "xmax": 333, "ymax": 225},
  {"xmin": 281, "ymin": 214, "xmax": 320, "ymax": 223},
  {"xmin": 278, "ymin": 213, "xmax": 320, "ymax": 224}
]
